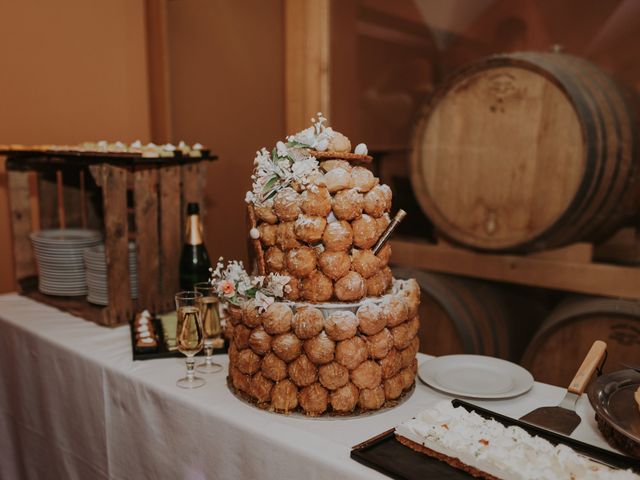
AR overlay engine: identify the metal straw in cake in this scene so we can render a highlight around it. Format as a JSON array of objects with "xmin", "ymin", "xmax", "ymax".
[{"xmin": 372, "ymin": 209, "xmax": 407, "ymax": 255}]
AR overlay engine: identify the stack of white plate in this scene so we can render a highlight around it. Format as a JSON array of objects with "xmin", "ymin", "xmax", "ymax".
[
  {"xmin": 84, "ymin": 243, "xmax": 138, "ymax": 305},
  {"xmin": 30, "ymin": 229, "xmax": 103, "ymax": 296}
]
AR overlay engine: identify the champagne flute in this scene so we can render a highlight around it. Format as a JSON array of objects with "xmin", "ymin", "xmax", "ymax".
[
  {"xmin": 175, "ymin": 291, "xmax": 206, "ymax": 389},
  {"xmin": 194, "ymin": 282, "xmax": 223, "ymax": 374}
]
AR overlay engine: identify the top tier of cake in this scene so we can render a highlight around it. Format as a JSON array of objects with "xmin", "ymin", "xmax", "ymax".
[{"xmin": 245, "ymin": 115, "xmax": 394, "ymax": 304}]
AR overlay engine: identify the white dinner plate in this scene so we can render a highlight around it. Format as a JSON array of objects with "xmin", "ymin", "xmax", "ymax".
[{"xmin": 418, "ymin": 354, "xmax": 534, "ymax": 399}]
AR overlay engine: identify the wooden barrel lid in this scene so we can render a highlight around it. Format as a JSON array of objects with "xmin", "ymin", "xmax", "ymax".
[{"xmin": 411, "ymin": 58, "xmax": 588, "ymax": 250}]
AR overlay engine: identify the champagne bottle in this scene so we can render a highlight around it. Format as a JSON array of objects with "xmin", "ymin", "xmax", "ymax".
[{"xmin": 179, "ymin": 202, "xmax": 212, "ymax": 290}]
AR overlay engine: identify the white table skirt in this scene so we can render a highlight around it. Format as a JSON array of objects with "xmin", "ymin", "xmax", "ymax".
[{"xmin": 0, "ymin": 293, "xmax": 618, "ymax": 480}]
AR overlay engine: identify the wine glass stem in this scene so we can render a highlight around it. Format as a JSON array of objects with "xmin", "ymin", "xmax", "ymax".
[
  {"xmin": 204, "ymin": 343, "xmax": 213, "ymax": 365},
  {"xmin": 186, "ymin": 358, "xmax": 195, "ymax": 381}
]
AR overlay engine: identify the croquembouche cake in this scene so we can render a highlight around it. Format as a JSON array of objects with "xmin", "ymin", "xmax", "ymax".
[{"xmin": 213, "ymin": 114, "xmax": 421, "ymax": 416}]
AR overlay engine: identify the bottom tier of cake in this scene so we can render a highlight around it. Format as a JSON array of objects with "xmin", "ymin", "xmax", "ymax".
[{"xmin": 225, "ymin": 279, "xmax": 421, "ymax": 416}]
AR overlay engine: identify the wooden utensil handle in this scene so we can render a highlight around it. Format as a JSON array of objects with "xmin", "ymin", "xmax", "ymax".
[{"xmin": 568, "ymin": 340, "xmax": 607, "ymax": 394}]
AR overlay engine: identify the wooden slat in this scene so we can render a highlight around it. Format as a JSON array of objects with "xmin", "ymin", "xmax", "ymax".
[
  {"xmin": 285, "ymin": 0, "xmax": 331, "ymax": 132},
  {"xmin": 56, "ymin": 170, "xmax": 66, "ymax": 228},
  {"xmin": 37, "ymin": 171, "xmax": 59, "ymax": 230},
  {"xmin": 134, "ymin": 168, "xmax": 161, "ymax": 312},
  {"xmin": 7, "ymin": 169, "xmax": 35, "ymax": 282},
  {"xmin": 159, "ymin": 165, "xmax": 181, "ymax": 312},
  {"xmin": 99, "ymin": 164, "xmax": 133, "ymax": 325},
  {"xmin": 391, "ymin": 238, "xmax": 640, "ymax": 300}
]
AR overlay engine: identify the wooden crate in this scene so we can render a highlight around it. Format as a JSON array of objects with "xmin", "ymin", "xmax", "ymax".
[{"xmin": 2, "ymin": 148, "xmax": 217, "ymax": 326}]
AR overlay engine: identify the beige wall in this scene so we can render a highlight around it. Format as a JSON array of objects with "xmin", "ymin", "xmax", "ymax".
[{"xmin": 167, "ymin": 0, "xmax": 286, "ymax": 265}]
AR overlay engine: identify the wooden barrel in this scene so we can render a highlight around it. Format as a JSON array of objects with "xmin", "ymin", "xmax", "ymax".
[
  {"xmin": 411, "ymin": 52, "xmax": 639, "ymax": 252},
  {"xmin": 394, "ymin": 268, "xmax": 547, "ymax": 362},
  {"xmin": 522, "ymin": 296, "xmax": 640, "ymax": 387}
]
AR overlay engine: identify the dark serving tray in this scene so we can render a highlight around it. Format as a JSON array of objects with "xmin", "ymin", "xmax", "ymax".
[
  {"xmin": 130, "ymin": 317, "xmax": 227, "ymax": 361},
  {"xmin": 351, "ymin": 399, "xmax": 640, "ymax": 479}
]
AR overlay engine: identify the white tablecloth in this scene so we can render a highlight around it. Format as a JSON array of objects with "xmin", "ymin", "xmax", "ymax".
[{"xmin": 0, "ymin": 293, "xmax": 618, "ymax": 480}]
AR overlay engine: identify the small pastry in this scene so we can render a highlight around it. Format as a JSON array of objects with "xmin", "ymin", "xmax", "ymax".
[
  {"xmin": 406, "ymin": 315, "xmax": 420, "ymax": 340},
  {"xmin": 352, "ymin": 214, "xmax": 378, "ymax": 249},
  {"xmin": 351, "ymin": 166, "xmax": 377, "ymax": 193},
  {"xmin": 323, "ymin": 167, "xmax": 353, "ymax": 193},
  {"xmin": 254, "ymin": 200, "xmax": 278, "ymax": 224},
  {"xmin": 262, "ymin": 303, "xmax": 293, "ymax": 335},
  {"xmin": 288, "ymin": 354, "xmax": 318, "ymax": 387},
  {"xmin": 242, "ymin": 299, "xmax": 262, "ymax": 328},
  {"xmin": 351, "ymin": 360, "xmax": 382, "ymax": 390},
  {"xmin": 366, "ymin": 328, "xmax": 393, "ymax": 359},
  {"xmin": 299, "ymin": 383, "xmax": 329, "ymax": 416},
  {"xmin": 228, "ymin": 342, "xmax": 239, "ymax": 365},
  {"xmin": 351, "ymin": 249, "xmax": 382, "ymax": 279},
  {"xmin": 301, "ymin": 270, "xmax": 333, "ymax": 302},
  {"xmin": 234, "ymin": 324, "xmax": 252, "ymax": 350},
  {"xmin": 271, "ymin": 379, "xmax": 299, "ymax": 413},
  {"xmin": 365, "ymin": 269, "xmax": 388, "ymax": 297},
  {"xmin": 135, "ymin": 337, "xmax": 157, "ymax": 349},
  {"xmin": 283, "ymin": 273, "xmax": 301, "ymax": 301},
  {"xmin": 277, "ymin": 222, "xmax": 302, "ymax": 250},
  {"xmin": 330, "ymin": 382, "xmax": 359, "ymax": 413},
  {"xmin": 274, "ymin": 187, "xmax": 301, "ymax": 222},
  {"xmin": 335, "ymin": 336, "xmax": 367, "ymax": 370},
  {"xmin": 230, "ymin": 366, "xmax": 251, "ymax": 394},
  {"xmin": 303, "ymin": 332, "xmax": 336, "ymax": 365},
  {"xmin": 382, "ymin": 296, "xmax": 409, "ymax": 328},
  {"xmin": 334, "ymin": 271, "xmax": 366, "ymax": 302},
  {"xmin": 250, "ymin": 372, "xmax": 274, "ymax": 403},
  {"xmin": 294, "ymin": 215, "xmax": 327, "ymax": 244},
  {"xmin": 224, "ymin": 320, "xmax": 235, "ymax": 342},
  {"xmin": 379, "ymin": 348, "xmax": 401, "ymax": 379},
  {"xmin": 400, "ymin": 281, "xmax": 420, "ymax": 318},
  {"xmin": 324, "ymin": 311, "xmax": 358, "ymax": 341},
  {"xmin": 331, "ymin": 189, "xmax": 363, "ymax": 221},
  {"xmin": 375, "ymin": 213, "xmax": 391, "ymax": 239},
  {"xmin": 237, "ymin": 348, "xmax": 262, "ymax": 375},
  {"xmin": 357, "ymin": 302, "xmax": 386, "ymax": 335},
  {"xmin": 300, "ymin": 185, "xmax": 331, "ymax": 217},
  {"xmin": 248, "ymin": 326, "xmax": 272, "ymax": 355},
  {"xmin": 358, "ymin": 386, "xmax": 386, "ymax": 411},
  {"xmin": 322, "ymin": 221, "xmax": 353, "ymax": 252},
  {"xmin": 258, "ymin": 223, "xmax": 278, "ymax": 247},
  {"xmin": 265, "ymin": 246, "xmax": 285, "ymax": 272},
  {"xmin": 227, "ymin": 304, "xmax": 243, "ymax": 325},
  {"xmin": 261, "ymin": 352, "xmax": 288, "ymax": 382},
  {"xmin": 318, "ymin": 250, "xmax": 351, "ymax": 280},
  {"xmin": 400, "ymin": 360, "xmax": 417, "ymax": 390},
  {"xmin": 292, "ymin": 306, "xmax": 324, "ymax": 339},
  {"xmin": 383, "ymin": 374, "xmax": 404, "ymax": 401},
  {"xmin": 399, "ymin": 336, "xmax": 420, "ymax": 369},
  {"xmin": 327, "ymin": 132, "xmax": 351, "ymax": 152},
  {"xmin": 363, "ymin": 185, "xmax": 392, "ymax": 218},
  {"xmin": 318, "ymin": 362, "xmax": 349, "ymax": 390},
  {"xmin": 391, "ymin": 322, "xmax": 412, "ymax": 350},
  {"xmin": 320, "ymin": 159, "xmax": 352, "ymax": 172},
  {"xmin": 376, "ymin": 243, "xmax": 392, "ymax": 267},
  {"xmin": 285, "ymin": 247, "xmax": 317, "ymax": 278},
  {"xmin": 272, "ymin": 332, "xmax": 302, "ymax": 362}
]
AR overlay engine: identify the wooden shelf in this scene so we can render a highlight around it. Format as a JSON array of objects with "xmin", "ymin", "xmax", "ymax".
[{"xmin": 390, "ymin": 238, "xmax": 640, "ymax": 300}]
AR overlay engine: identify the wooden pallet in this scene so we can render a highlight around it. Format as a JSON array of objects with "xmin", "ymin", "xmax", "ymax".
[
  {"xmin": 390, "ymin": 234, "xmax": 640, "ymax": 300},
  {"xmin": 4, "ymin": 150, "xmax": 217, "ymax": 326}
]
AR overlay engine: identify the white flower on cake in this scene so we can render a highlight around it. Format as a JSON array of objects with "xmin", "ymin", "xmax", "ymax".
[
  {"xmin": 254, "ymin": 290, "xmax": 275, "ymax": 312},
  {"xmin": 210, "ymin": 258, "xmax": 290, "ymax": 309},
  {"xmin": 245, "ymin": 113, "xmax": 363, "ymax": 206}
]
